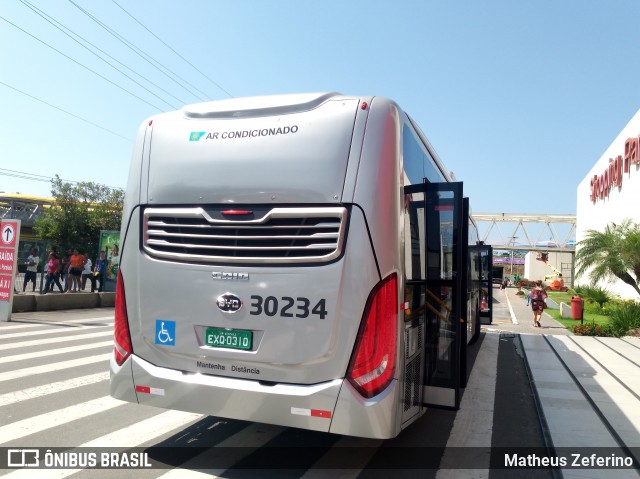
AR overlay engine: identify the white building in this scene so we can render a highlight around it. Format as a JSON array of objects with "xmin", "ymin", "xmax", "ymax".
[
  {"xmin": 524, "ymin": 251, "xmax": 574, "ymax": 287},
  {"xmin": 575, "ymin": 108, "xmax": 640, "ymax": 300}
]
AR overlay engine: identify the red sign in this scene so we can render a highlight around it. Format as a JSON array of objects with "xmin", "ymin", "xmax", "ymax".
[
  {"xmin": 0, "ymin": 219, "xmax": 20, "ymax": 305},
  {"xmin": 0, "ymin": 249, "xmax": 15, "ymax": 274},
  {"xmin": 0, "ymin": 276, "xmax": 11, "ymax": 301},
  {"xmin": 0, "ymin": 220, "xmax": 19, "ymax": 248}
]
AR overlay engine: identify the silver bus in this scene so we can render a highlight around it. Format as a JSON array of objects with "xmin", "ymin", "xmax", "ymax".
[{"xmin": 110, "ymin": 93, "xmax": 492, "ymax": 439}]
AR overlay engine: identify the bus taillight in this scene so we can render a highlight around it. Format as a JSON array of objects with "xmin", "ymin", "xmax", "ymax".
[
  {"xmin": 347, "ymin": 274, "xmax": 398, "ymax": 398},
  {"xmin": 114, "ymin": 272, "xmax": 133, "ymax": 366}
]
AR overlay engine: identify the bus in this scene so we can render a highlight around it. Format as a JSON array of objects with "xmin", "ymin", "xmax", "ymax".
[{"xmin": 110, "ymin": 93, "xmax": 492, "ymax": 439}]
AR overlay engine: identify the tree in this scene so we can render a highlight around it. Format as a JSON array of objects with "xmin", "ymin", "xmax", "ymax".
[
  {"xmin": 34, "ymin": 175, "xmax": 124, "ymax": 256},
  {"xmin": 575, "ymin": 219, "xmax": 640, "ymax": 297}
]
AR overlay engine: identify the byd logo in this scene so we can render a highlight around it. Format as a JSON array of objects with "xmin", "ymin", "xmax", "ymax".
[{"xmin": 216, "ymin": 293, "xmax": 242, "ymax": 313}]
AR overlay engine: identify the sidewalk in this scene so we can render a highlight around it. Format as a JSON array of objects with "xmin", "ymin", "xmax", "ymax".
[
  {"xmin": 487, "ymin": 285, "xmax": 640, "ymax": 478},
  {"xmin": 8, "ymin": 289, "xmax": 115, "ymax": 314},
  {"xmin": 483, "ymin": 284, "xmax": 570, "ymax": 335}
]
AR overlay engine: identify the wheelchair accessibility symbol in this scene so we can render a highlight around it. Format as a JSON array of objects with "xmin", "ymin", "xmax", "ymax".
[{"xmin": 155, "ymin": 320, "xmax": 176, "ymax": 346}]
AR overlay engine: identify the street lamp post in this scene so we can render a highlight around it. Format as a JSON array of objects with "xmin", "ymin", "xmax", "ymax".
[{"xmin": 510, "ymin": 236, "xmax": 517, "ymax": 275}]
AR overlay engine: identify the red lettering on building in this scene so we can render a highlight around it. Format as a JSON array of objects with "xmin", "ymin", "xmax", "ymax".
[
  {"xmin": 625, "ymin": 136, "xmax": 639, "ymax": 167},
  {"xmin": 590, "ymin": 134, "xmax": 640, "ymax": 203}
]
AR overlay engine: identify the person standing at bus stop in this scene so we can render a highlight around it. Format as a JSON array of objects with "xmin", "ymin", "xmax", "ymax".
[
  {"xmin": 67, "ymin": 249, "xmax": 84, "ymax": 293},
  {"xmin": 61, "ymin": 249, "xmax": 72, "ymax": 292},
  {"xmin": 93, "ymin": 251, "xmax": 107, "ymax": 293},
  {"xmin": 22, "ymin": 247, "xmax": 40, "ymax": 293},
  {"xmin": 529, "ymin": 280, "xmax": 548, "ymax": 327},
  {"xmin": 81, "ymin": 253, "xmax": 93, "ymax": 291},
  {"xmin": 43, "ymin": 250, "xmax": 64, "ymax": 294}
]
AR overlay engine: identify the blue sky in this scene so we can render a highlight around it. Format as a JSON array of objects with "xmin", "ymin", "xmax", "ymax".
[{"xmin": 2, "ymin": 0, "xmax": 640, "ymax": 229}]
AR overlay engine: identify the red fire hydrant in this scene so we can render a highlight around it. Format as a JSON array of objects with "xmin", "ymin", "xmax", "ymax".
[{"xmin": 571, "ymin": 296, "xmax": 584, "ymax": 321}]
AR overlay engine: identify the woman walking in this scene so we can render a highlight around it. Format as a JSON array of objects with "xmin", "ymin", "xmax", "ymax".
[{"xmin": 529, "ymin": 280, "xmax": 548, "ymax": 327}]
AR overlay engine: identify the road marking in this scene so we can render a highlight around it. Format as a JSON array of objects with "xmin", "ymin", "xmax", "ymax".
[
  {"xmin": 82, "ymin": 409, "xmax": 204, "ymax": 447},
  {"xmin": 0, "ymin": 353, "xmax": 110, "ymax": 382},
  {"xmin": 0, "ymin": 316, "xmax": 113, "ymax": 330},
  {"xmin": 504, "ymin": 289, "xmax": 519, "ymax": 324},
  {"xmin": 0, "ymin": 371, "xmax": 110, "ymax": 407},
  {"xmin": 0, "ymin": 396, "xmax": 124, "ymax": 445},
  {"xmin": 158, "ymin": 422, "xmax": 287, "ymax": 478},
  {"xmin": 0, "ymin": 323, "xmax": 111, "ymax": 339},
  {"xmin": 303, "ymin": 436, "xmax": 382, "ymax": 479},
  {"xmin": 0, "ymin": 330, "xmax": 112, "ymax": 351},
  {"xmin": 2, "ymin": 341, "xmax": 112, "ymax": 364},
  {"xmin": 1, "ymin": 410, "xmax": 204, "ymax": 479}
]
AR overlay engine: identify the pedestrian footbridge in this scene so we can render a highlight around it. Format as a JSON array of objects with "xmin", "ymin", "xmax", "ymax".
[{"xmin": 472, "ymin": 212, "xmax": 576, "ymax": 252}]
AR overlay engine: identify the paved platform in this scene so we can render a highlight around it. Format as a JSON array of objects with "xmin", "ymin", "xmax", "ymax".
[
  {"xmin": 485, "ymin": 285, "xmax": 640, "ymax": 478},
  {"xmin": 5, "ymin": 290, "xmax": 115, "ymax": 314}
]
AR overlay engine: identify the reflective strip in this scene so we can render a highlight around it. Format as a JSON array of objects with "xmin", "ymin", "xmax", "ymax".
[
  {"xmin": 135, "ymin": 385, "xmax": 164, "ymax": 396},
  {"xmin": 311, "ymin": 409, "xmax": 332, "ymax": 418},
  {"xmin": 290, "ymin": 407, "xmax": 332, "ymax": 419}
]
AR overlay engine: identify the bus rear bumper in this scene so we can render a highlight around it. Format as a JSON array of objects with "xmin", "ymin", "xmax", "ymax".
[
  {"xmin": 110, "ymin": 354, "xmax": 400, "ymax": 438},
  {"xmin": 112, "ymin": 354, "xmax": 341, "ymax": 433}
]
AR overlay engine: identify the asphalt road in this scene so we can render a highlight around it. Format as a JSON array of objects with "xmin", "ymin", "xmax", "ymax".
[{"xmin": 0, "ymin": 307, "xmax": 555, "ymax": 478}]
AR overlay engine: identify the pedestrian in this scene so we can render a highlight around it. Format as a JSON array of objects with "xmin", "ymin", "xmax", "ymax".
[
  {"xmin": 22, "ymin": 247, "xmax": 40, "ymax": 293},
  {"xmin": 81, "ymin": 253, "xmax": 93, "ymax": 291},
  {"xmin": 67, "ymin": 249, "xmax": 84, "ymax": 293},
  {"xmin": 529, "ymin": 280, "xmax": 548, "ymax": 327},
  {"xmin": 61, "ymin": 249, "xmax": 72, "ymax": 292},
  {"xmin": 43, "ymin": 250, "xmax": 64, "ymax": 294},
  {"xmin": 93, "ymin": 251, "xmax": 107, "ymax": 293}
]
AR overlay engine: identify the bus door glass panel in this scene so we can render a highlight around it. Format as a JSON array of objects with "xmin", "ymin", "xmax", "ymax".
[
  {"xmin": 424, "ymin": 182, "xmax": 464, "ymax": 409},
  {"xmin": 402, "ymin": 189, "xmax": 427, "ymax": 421},
  {"xmin": 476, "ymin": 244, "xmax": 493, "ymax": 324},
  {"xmin": 460, "ymin": 197, "xmax": 471, "ymax": 386},
  {"xmin": 404, "ymin": 191, "xmax": 427, "ymax": 326},
  {"xmin": 403, "ymin": 181, "xmax": 464, "ymax": 409}
]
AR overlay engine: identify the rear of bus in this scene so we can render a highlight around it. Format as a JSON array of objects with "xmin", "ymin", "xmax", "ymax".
[{"xmin": 110, "ymin": 93, "xmax": 407, "ymax": 439}]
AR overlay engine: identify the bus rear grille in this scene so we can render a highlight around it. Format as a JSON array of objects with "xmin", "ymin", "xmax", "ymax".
[{"xmin": 143, "ymin": 206, "xmax": 348, "ymax": 265}]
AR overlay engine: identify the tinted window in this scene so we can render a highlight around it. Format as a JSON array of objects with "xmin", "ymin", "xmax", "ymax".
[{"xmin": 402, "ymin": 126, "xmax": 446, "ymax": 184}]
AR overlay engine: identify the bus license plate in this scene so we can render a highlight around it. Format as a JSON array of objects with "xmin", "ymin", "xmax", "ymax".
[{"xmin": 205, "ymin": 328, "xmax": 252, "ymax": 350}]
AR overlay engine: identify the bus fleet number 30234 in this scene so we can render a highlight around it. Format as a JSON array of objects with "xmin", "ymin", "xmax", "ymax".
[{"xmin": 249, "ymin": 295, "xmax": 328, "ymax": 319}]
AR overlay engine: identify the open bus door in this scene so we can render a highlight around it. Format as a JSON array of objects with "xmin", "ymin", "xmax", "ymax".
[
  {"xmin": 473, "ymin": 244, "xmax": 494, "ymax": 324},
  {"xmin": 404, "ymin": 181, "xmax": 466, "ymax": 410}
]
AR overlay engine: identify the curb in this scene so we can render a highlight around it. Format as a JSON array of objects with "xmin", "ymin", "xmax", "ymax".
[
  {"xmin": 12, "ymin": 292, "xmax": 116, "ymax": 313},
  {"xmin": 504, "ymin": 289, "xmax": 519, "ymax": 325}
]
